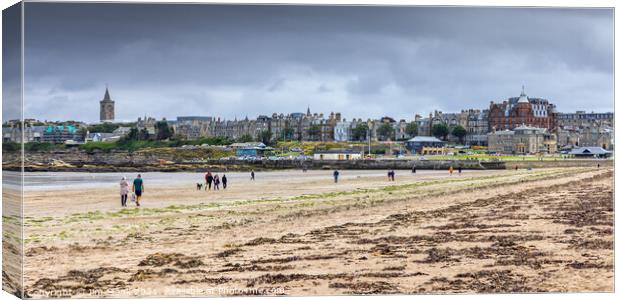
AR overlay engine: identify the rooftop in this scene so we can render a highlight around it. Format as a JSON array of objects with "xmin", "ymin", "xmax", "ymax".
[
  {"xmin": 314, "ymin": 148, "xmax": 362, "ymax": 154},
  {"xmin": 568, "ymin": 147, "xmax": 611, "ymax": 155},
  {"xmin": 408, "ymin": 136, "xmax": 443, "ymax": 143}
]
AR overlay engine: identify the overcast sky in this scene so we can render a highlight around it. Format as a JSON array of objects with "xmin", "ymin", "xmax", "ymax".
[{"xmin": 11, "ymin": 3, "xmax": 615, "ymax": 123}]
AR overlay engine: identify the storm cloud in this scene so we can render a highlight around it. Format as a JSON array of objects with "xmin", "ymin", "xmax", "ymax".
[{"xmin": 20, "ymin": 3, "xmax": 613, "ymax": 123}]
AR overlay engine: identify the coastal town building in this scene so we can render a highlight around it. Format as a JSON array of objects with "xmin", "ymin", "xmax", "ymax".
[
  {"xmin": 136, "ymin": 116, "xmax": 158, "ymax": 135},
  {"xmin": 85, "ymin": 132, "xmax": 122, "ymax": 142},
  {"xmin": 170, "ymin": 108, "xmax": 343, "ymax": 143},
  {"xmin": 554, "ymin": 110, "xmax": 614, "ymax": 150},
  {"xmin": 463, "ymin": 109, "xmax": 489, "ymax": 146},
  {"xmin": 489, "ymin": 87, "xmax": 556, "ymax": 131},
  {"xmin": 487, "ymin": 125, "xmax": 557, "ymax": 154},
  {"xmin": 42, "ymin": 124, "xmax": 80, "ymax": 143},
  {"xmin": 556, "ymin": 126, "xmax": 613, "ymax": 150},
  {"xmin": 513, "ymin": 125, "xmax": 557, "ymax": 154},
  {"xmin": 4, "ymin": 88, "xmax": 612, "ymax": 152},
  {"xmin": 313, "ymin": 148, "xmax": 363, "ymax": 160},
  {"xmin": 334, "ymin": 119, "xmax": 352, "ymax": 141},
  {"xmin": 405, "ymin": 136, "xmax": 446, "ymax": 154},
  {"xmin": 2, "ymin": 125, "xmax": 46, "ymax": 143},
  {"xmin": 175, "ymin": 116, "xmax": 214, "ymax": 140},
  {"xmin": 412, "ymin": 109, "xmax": 489, "ymax": 145},
  {"xmin": 556, "ymin": 111, "xmax": 613, "ymax": 128},
  {"xmin": 232, "ymin": 142, "xmax": 272, "ymax": 157},
  {"xmin": 567, "ymin": 147, "xmax": 612, "ymax": 158},
  {"xmin": 99, "ymin": 88, "xmax": 115, "ymax": 123},
  {"xmin": 487, "ymin": 130, "xmax": 514, "ymax": 153}
]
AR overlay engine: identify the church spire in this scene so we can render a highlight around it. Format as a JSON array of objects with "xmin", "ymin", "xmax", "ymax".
[
  {"xmin": 103, "ymin": 87, "xmax": 112, "ymax": 101},
  {"xmin": 99, "ymin": 86, "xmax": 115, "ymax": 122}
]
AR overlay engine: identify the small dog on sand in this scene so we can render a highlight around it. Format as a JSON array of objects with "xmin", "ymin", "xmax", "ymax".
[{"xmin": 197, "ymin": 183, "xmax": 203, "ymax": 190}]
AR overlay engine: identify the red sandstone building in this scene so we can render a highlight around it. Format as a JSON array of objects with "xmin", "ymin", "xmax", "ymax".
[{"xmin": 489, "ymin": 87, "xmax": 556, "ymax": 131}]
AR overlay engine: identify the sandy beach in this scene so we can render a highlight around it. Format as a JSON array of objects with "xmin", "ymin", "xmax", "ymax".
[{"xmin": 11, "ymin": 167, "xmax": 614, "ymax": 297}]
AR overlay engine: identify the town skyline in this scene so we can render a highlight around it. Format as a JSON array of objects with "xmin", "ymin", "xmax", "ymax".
[
  {"xmin": 8, "ymin": 85, "xmax": 615, "ymax": 124},
  {"xmin": 1, "ymin": 4, "xmax": 612, "ymax": 122}
]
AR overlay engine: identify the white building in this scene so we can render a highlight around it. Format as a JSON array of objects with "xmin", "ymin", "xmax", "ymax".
[
  {"xmin": 313, "ymin": 149, "xmax": 362, "ymax": 160},
  {"xmin": 334, "ymin": 120, "xmax": 351, "ymax": 141}
]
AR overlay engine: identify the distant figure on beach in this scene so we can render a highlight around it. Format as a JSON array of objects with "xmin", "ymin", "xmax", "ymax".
[
  {"xmin": 333, "ymin": 170, "xmax": 339, "ymax": 183},
  {"xmin": 303, "ymin": 165, "xmax": 308, "ymax": 173},
  {"xmin": 206, "ymin": 172, "xmax": 213, "ymax": 190},
  {"xmin": 598, "ymin": 163, "xmax": 600, "ymax": 168},
  {"xmin": 222, "ymin": 174, "xmax": 227, "ymax": 189},
  {"xmin": 458, "ymin": 166, "xmax": 462, "ymax": 175},
  {"xmin": 213, "ymin": 175, "xmax": 220, "ymax": 190},
  {"xmin": 515, "ymin": 165, "xmax": 519, "ymax": 171},
  {"xmin": 388, "ymin": 170, "xmax": 395, "ymax": 181},
  {"xmin": 132, "ymin": 174, "xmax": 144, "ymax": 207},
  {"xmin": 412, "ymin": 166, "xmax": 416, "ymax": 174},
  {"xmin": 251, "ymin": 170, "xmax": 255, "ymax": 181},
  {"xmin": 449, "ymin": 166, "xmax": 454, "ymax": 176},
  {"xmin": 120, "ymin": 176, "xmax": 129, "ymax": 207}
]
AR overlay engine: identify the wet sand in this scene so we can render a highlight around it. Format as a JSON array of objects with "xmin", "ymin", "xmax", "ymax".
[{"xmin": 18, "ymin": 168, "xmax": 613, "ymax": 297}]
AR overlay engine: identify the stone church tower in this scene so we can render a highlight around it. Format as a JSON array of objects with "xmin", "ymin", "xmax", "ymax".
[{"xmin": 99, "ymin": 88, "xmax": 115, "ymax": 122}]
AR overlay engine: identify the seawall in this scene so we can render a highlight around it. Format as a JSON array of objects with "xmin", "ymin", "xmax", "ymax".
[{"xmin": 3, "ymin": 149, "xmax": 612, "ymax": 172}]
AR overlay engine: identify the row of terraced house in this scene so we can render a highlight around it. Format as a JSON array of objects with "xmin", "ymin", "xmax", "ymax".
[{"xmin": 3, "ymin": 87, "xmax": 614, "ymax": 154}]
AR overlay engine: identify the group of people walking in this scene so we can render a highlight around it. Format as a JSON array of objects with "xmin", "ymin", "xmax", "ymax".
[
  {"xmin": 119, "ymin": 174, "xmax": 145, "ymax": 207},
  {"xmin": 204, "ymin": 171, "xmax": 227, "ymax": 190},
  {"xmin": 118, "ymin": 166, "xmax": 469, "ymax": 207}
]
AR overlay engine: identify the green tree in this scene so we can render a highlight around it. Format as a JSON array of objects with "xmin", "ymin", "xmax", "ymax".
[
  {"xmin": 258, "ymin": 130, "xmax": 273, "ymax": 145},
  {"xmin": 77, "ymin": 127, "xmax": 88, "ymax": 141},
  {"xmin": 432, "ymin": 123, "xmax": 449, "ymax": 140},
  {"xmin": 306, "ymin": 125, "xmax": 321, "ymax": 141},
  {"xmin": 451, "ymin": 125, "xmax": 467, "ymax": 144},
  {"xmin": 155, "ymin": 121, "xmax": 173, "ymax": 140},
  {"xmin": 282, "ymin": 127, "xmax": 295, "ymax": 141},
  {"xmin": 126, "ymin": 127, "xmax": 139, "ymax": 141},
  {"xmin": 87, "ymin": 123, "xmax": 120, "ymax": 133},
  {"xmin": 405, "ymin": 122, "xmax": 418, "ymax": 137},
  {"xmin": 139, "ymin": 128, "xmax": 150, "ymax": 140},
  {"xmin": 352, "ymin": 123, "xmax": 369, "ymax": 141},
  {"xmin": 237, "ymin": 134, "xmax": 254, "ymax": 143},
  {"xmin": 377, "ymin": 123, "xmax": 395, "ymax": 141}
]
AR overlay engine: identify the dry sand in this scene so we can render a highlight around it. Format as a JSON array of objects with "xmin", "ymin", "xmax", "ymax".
[{"xmin": 10, "ymin": 168, "xmax": 615, "ymax": 297}]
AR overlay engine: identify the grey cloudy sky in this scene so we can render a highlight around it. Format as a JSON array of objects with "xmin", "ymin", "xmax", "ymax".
[{"xmin": 14, "ymin": 3, "xmax": 615, "ymax": 122}]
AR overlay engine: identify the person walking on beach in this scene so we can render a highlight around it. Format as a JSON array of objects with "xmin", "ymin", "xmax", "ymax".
[
  {"xmin": 412, "ymin": 166, "xmax": 416, "ymax": 174},
  {"xmin": 132, "ymin": 174, "xmax": 144, "ymax": 207},
  {"xmin": 222, "ymin": 174, "xmax": 228, "ymax": 189},
  {"xmin": 213, "ymin": 174, "xmax": 220, "ymax": 190},
  {"xmin": 120, "ymin": 176, "xmax": 129, "ymax": 207},
  {"xmin": 251, "ymin": 170, "xmax": 255, "ymax": 181},
  {"xmin": 333, "ymin": 170, "xmax": 340, "ymax": 183},
  {"xmin": 458, "ymin": 166, "xmax": 462, "ymax": 175},
  {"xmin": 206, "ymin": 172, "xmax": 213, "ymax": 190},
  {"xmin": 449, "ymin": 166, "xmax": 454, "ymax": 176}
]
